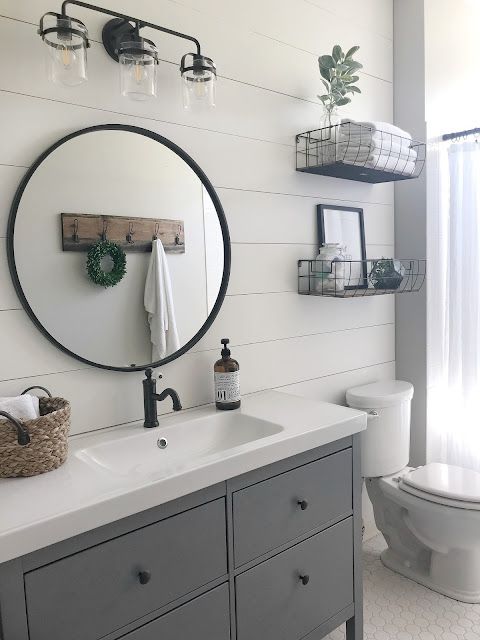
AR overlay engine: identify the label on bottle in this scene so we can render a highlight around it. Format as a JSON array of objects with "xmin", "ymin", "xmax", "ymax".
[{"xmin": 215, "ymin": 371, "xmax": 240, "ymax": 403}]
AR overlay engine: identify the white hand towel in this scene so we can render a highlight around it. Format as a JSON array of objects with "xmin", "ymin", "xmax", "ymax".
[
  {"xmin": 0, "ymin": 395, "xmax": 40, "ymax": 421},
  {"xmin": 144, "ymin": 238, "xmax": 180, "ymax": 361}
]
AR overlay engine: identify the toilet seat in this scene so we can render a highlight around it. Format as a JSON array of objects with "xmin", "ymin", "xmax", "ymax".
[{"xmin": 400, "ymin": 462, "xmax": 480, "ymax": 510}]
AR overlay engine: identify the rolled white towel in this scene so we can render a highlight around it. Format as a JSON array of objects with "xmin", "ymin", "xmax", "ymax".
[
  {"xmin": 0, "ymin": 395, "xmax": 40, "ymax": 421},
  {"xmin": 340, "ymin": 119, "xmax": 413, "ymax": 140}
]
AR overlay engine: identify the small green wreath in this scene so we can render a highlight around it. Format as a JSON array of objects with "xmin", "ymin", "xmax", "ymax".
[{"xmin": 86, "ymin": 240, "xmax": 127, "ymax": 288}]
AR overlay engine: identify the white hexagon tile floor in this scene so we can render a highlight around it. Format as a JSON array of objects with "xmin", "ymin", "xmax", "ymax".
[{"xmin": 326, "ymin": 535, "xmax": 480, "ymax": 640}]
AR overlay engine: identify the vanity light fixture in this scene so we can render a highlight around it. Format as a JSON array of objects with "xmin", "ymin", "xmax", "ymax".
[
  {"xmin": 38, "ymin": 12, "xmax": 90, "ymax": 86},
  {"xmin": 38, "ymin": 1, "xmax": 217, "ymax": 107}
]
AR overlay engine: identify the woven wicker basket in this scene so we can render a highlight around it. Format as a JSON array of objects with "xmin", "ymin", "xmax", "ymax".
[{"xmin": 0, "ymin": 395, "xmax": 70, "ymax": 478}]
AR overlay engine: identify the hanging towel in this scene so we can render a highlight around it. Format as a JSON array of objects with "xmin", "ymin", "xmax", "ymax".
[
  {"xmin": 0, "ymin": 395, "xmax": 40, "ymax": 421},
  {"xmin": 144, "ymin": 239, "xmax": 180, "ymax": 361}
]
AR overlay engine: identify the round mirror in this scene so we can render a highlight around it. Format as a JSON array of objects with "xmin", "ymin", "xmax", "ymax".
[{"xmin": 8, "ymin": 125, "xmax": 230, "ymax": 371}]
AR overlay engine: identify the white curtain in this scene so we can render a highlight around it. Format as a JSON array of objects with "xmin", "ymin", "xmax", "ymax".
[{"xmin": 427, "ymin": 138, "xmax": 480, "ymax": 471}]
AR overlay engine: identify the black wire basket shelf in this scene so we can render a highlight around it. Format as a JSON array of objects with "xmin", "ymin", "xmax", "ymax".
[
  {"xmin": 296, "ymin": 121, "xmax": 426, "ymax": 183},
  {"xmin": 298, "ymin": 258, "xmax": 426, "ymax": 298}
]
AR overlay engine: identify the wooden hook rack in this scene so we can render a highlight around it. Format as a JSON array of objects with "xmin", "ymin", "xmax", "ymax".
[{"xmin": 61, "ymin": 213, "xmax": 185, "ymax": 253}]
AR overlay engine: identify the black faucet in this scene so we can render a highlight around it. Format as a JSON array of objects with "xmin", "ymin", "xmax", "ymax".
[{"xmin": 142, "ymin": 368, "xmax": 182, "ymax": 428}]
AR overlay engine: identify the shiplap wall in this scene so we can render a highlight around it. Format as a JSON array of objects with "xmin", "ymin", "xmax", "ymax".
[{"xmin": 0, "ymin": 0, "xmax": 394, "ymax": 437}]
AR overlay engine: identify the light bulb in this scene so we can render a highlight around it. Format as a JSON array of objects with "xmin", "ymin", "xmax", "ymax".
[
  {"xmin": 118, "ymin": 38, "xmax": 158, "ymax": 101},
  {"xmin": 134, "ymin": 61, "xmax": 144, "ymax": 85},
  {"xmin": 39, "ymin": 14, "xmax": 88, "ymax": 87},
  {"xmin": 181, "ymin": 53, "xmax": 217, "ymax": 110},
  {"xmin": 193, "ymin": 79, "xmax": 208, "ymax": 99}
]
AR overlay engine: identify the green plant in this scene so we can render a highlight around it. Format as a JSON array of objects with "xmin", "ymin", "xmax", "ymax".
[
  {"xmin": 369, "ymin": 258, "xmax": 405, "ymax": 290},
  {"xmin": 318, "ymin": 45, "xmax": 363, "ymax": 126},
  {"xmin": 86, "ymin": 240, "xmax": 127, "ymax": 288}
]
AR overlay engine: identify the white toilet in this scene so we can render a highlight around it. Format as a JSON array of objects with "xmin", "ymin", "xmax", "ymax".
[{"xmin": 346, "ymin": 380, "xmax": 480, "ymax": 603}]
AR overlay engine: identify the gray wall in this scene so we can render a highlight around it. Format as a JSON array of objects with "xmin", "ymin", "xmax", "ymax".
[{"xmin": 393, "ymin": 0, "xmax": 427, "ymax": 466}]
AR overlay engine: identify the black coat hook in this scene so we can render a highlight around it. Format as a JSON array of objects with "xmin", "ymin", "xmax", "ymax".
[
  {"xmin": 73, "ymin": 218, "xmax": 79, "ymax": 243},
  {"xmin": 126, "ymin": 221, "xmax": 135, "ymax": 244},
  {"xmin": 175, "ymin": 225, "xmax": 183, "ymax": 245},
  {"xmin": 101, "ymin": 219, "xmax": 108, "ymax": 242}
]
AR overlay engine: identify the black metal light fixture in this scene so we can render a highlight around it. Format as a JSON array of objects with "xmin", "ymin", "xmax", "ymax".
[
  {"xmin": 38, "ymin": 11, "xmax": 90, "ymax": 86},
  {"xmin": 180, "ymin": 53, "xmax": 216, "ymax": 110},
  {"xmin": 38, "ymin": 1, "xmax": 217, "ymax": 107}
]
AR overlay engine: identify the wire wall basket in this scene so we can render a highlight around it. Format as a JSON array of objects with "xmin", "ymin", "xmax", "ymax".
[
  {"xmin": 298, "ymin": 258, "xmax": 426, "ymax": 298},
  {"xmin": 296, "ymin": 121, "xmax": 426, "ymax": 183}
]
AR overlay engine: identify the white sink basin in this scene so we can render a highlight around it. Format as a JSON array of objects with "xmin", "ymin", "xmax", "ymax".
[
  {"xmin": 77, "ymin": 411, "xmax": 283, "ymax": 479},
  {"xmin": 0, "ymin": 391, "xmax": 366, "ymax": 565}
]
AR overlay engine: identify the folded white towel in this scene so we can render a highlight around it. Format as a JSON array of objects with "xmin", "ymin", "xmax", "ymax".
[
  {"xmin": 0, "ymin": 395, "xmax": 40, "ymax": 421},
  {"xmin": 341, "ymin": 136, "xmax": 415, "ymax": 156},
  {"xmin": 344, "ymin": 153, "xmax": 416, "ymax": 175},
  {"xmin": 338, "ymin": 144, "xmax": 417, "ymax": 163},
  {"xmin": 144, "ymin": 238, "xmax": 180, "ymax": 361},
  {"xmin": 340, "ymin": 119, "xmax": 413, "ymax": 140}
]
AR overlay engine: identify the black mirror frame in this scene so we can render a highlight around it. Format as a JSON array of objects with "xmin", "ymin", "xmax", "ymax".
[{"xmin": 7, "ymin": 124, "xmax": 231, "ymax": 373}]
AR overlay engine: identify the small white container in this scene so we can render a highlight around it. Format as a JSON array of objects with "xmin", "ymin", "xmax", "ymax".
[{"xmin": 314, "ymin": 243, "xmax": 345, "ymax": 293}]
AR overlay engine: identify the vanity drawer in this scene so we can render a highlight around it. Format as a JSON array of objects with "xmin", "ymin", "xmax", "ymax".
[
  {"xmin": 235, "ymin": 517, "xmax": 353, "ymax": 640},
  {"xmin": 25, "ymin": 499, "xmax": 227, "ymax": 640},
  {"xmin": 233, "ymin": 448, "xmax": 352, "ymax": 565},
  {"xmin": 120, "ymin": 584, "xmax": 230, "ymax": 640}
]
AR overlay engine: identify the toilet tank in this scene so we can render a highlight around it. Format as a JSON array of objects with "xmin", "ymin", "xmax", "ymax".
[{"xmin": 346, "ymin": 380, "xmax": 414, "ymax": 477}]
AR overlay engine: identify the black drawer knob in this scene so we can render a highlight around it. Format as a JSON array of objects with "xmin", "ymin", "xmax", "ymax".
[
  {"xmin": 297, "ymin": 499, "xmax": 309, "ymax": 511},
  {"xmin": 299, "ymin": 574, "xmax": 310, "ymax": 586},
  {"xmin": 138, "ymin": 570, "xmax": 151, "ymax": 585}
]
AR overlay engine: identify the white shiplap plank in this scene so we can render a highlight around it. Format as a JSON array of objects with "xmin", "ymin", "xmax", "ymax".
[
  {"xmin": 0, "ymin": 310, "xmax": 86, "ymax": 380},
  {"xmin": 0, "ymin": 92, "xmax": 394, "ymax": 205},
  {"xmin": 170, "ymin": 0, "xmax": 393, "ymax": 81},
  {"xmin": 219, "ymin": 189, "xmax": 394, "ymax": 245},
  {"xmin": 221, "ymin": 323, "xmax": 395, "ymax": 393},
  {"xmin": 305, "ymin": 0, "xmax": 393, "ymax": 40},
  {"xmin": 229, "ymin": 243, "xmax": 313, "ymax": 295},
  {"xmin": 0, "ymin": 165, "xmax": 26, "ymax": 237},
  {"xmin": 0, "ymin": 323, "xmax": 394, "ymax": 435},
  {"xmin": 0, "ymin": 245, "xmax": 19, "ymax": 309},
  {"xmin": 280, "ymin": 361, "xmax": 396, "ymax": 405},
  {"xmin": 199, "ymin": 291, "xmax": 394, "ymax": 351}
]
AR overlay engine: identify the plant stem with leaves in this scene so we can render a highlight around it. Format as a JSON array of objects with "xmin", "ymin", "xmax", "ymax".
[{"xmin": 318, "ymin": 45, "xmax": 363, "ymax": 127}]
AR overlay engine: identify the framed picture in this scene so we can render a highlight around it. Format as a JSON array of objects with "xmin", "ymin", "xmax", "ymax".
[{"xmin": 317, "ymin": 204, "xmax": 367, "ymax": 289}]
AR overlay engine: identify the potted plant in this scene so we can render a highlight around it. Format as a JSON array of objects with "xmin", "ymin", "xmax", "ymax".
[
  {"xmin": 369, "ymin": 258, "xmax": 406, "ymax": 290},
  {"xmin": 318, "ymin": 45, "xmax": 363, "ymax": 129}
]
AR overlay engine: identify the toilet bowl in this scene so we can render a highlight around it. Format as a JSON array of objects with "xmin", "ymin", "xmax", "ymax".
[{"xmin": 347, "ymin": 380, "xmax": 480, "ymax": 603}]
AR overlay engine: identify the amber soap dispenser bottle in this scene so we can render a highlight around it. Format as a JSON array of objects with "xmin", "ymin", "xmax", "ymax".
[{"xmin": 214, "ymin": 338, "xmax": 240, "ymax": 410}]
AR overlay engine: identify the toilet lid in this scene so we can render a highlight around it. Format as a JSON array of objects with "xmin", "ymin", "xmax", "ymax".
[
  {"xmin": 401, "ymin": 463, "xmax": 480, "ymax": 504},
  {"xmin": 346, "ymin": 380, "xmax": 414, "ymax": 409}
]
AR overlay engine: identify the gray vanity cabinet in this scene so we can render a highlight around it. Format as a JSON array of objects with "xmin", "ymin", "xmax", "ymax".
[
  {"xmin": 235, "ymin": 518, "xmax": 353, "ymax": 640},
  {"xmin": 0, "ymin": 435, "xmax": 362, "ymax": 640},
  {"xmin": 24, "ymin": 499, "xmax": 227, "ymax": 640},
  {"xmin": 118, "ymin": 586, "xmax": 231, "ymax": 640}
]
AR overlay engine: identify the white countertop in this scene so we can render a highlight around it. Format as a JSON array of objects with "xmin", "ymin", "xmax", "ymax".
[{"xmin": 0, "ymin": 390, "xmax": 365, "ymax": 564}]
